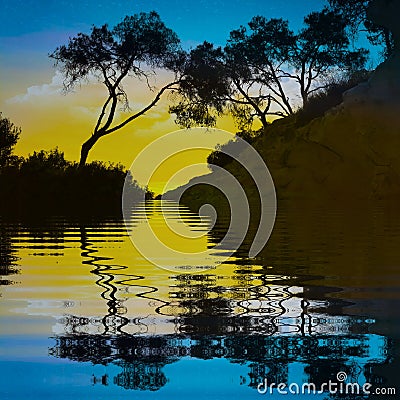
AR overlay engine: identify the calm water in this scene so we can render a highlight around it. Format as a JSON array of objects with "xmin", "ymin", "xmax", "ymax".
[{"xmin": 0, "ymin": 200, "xmax": 399, "ymax": 399}]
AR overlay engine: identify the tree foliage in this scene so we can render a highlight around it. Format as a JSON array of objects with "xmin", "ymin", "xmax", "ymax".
[
  {"xmin": 287, "ymin": 8, "xmax": 367, "ymax": 104},
  {"xmin": 0, "ymin": 113, "xmax": 21, "ymax": 168},
  {"xmin": 225, "ymin": 17, "xmax": 296, "ymax": 124},
  {"xmin": 170, "ymin": 20, "xmax": 296, "ymax": 130},
  {"xmin": 328, "ymin": 0, "xmax": 394, "ymax": 58},
  {"xmin": 171, "ymin": 8, "xmax": 367, "ymax": 130},
  {"xmin": 170, "ymin": 42, "xmax": 229, "ymax": 128},
  {"xmin": 51, "ymin": 11, "xmax": 184, "ymax": 166}
]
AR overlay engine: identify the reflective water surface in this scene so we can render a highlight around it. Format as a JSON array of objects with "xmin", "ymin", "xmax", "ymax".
[{"xmin": 0, "ymin": 200, "xmax": 399, "ymax": 399}]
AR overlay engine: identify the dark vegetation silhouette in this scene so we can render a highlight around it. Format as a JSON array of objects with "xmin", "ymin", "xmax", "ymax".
[
  {"xmin": 49, "ymin": 5, "xmax": 372, "ymax": 165},
  {"xmin": 0, "ymin": 118, "xmax": 151, "ymax": 216},
  {"xmin": 50, "ymin": 11, "xmax": 185, "ymax": 166},
  {"xmin": 0, "ymin": 113, "xmax": 20, "ymax": 168}
]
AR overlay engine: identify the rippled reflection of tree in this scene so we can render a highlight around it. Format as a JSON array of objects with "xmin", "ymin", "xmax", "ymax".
[
  {"xmin": 50, "ymin": 332, "xmax": 389, "ymax": 393},
  {"xmin": 78, "ymin": 224, "xmax": 169, "ymax": 335},
  {"xmin": 160, "ymin": 270, "xmax": 315, "ymax": 336},
  {"xmin": 50, "ymin": 335, "xmax": 181, "ymax": 391},
  {"xmin": 0, "ymin": 223, "xmax": 19, "ymax": 286},
  {"xmin": 79, "ymin": 225, "xmax": 131, "ymax": 334},
  {"xmin": 49, "ymin": 221, "xmax": 391, "ymax": 393},
  {"xmin": 114, "ymin": 362, "xmax": 167, "ymax": 391}
]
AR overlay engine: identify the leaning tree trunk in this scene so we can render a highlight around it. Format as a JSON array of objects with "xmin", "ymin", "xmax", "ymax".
[
  {"xmin": 79, "ymin": 134, "xmax": 101, "ymax": 167},
  {"xmin": 301, "ymin": 91, "xmax": 309, "ymax": 109},
  {"xmin": 260, "ymin": 114, "xmax": 269, "ymax": 130}
]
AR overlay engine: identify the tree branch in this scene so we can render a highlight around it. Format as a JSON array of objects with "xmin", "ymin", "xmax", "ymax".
[
  {"xmin": 265, "ymin": 60, "xmax": 293, "ymax": 114},
  {"xmin": 308, "ymin": 83, "xmax": 331, "ymax": 95},
  {"xmin": 103, "ymin": 81, "xmax": 180, "ymax": 135},
  {"xmin": 94, "ymin": 94, "xmax": 113, "ymax": 134},
  {"xmin": 233, "ymin": 79, "xmax": 266, "ymax": 122}
]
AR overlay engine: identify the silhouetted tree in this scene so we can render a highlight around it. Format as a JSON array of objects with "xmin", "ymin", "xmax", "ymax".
[
  {"xmin": 287, "ymin": 8, "xmax": 366, "ymax": 106},
  {"xmin": 50, "ymin": 12, "xmax": 184, "ymax": 166},
  {"xmin": 170, "ymin": 33, "xmax": 294, "ymax": 130},
  {"xmin": 171, "ymin": 9, "xmax": 366, "ymax": 130},
  {"xmin": 328, "ymin": 0, "xmax": 394, "ymax": 58},
  {"xmin": 285, "ymin": 7, "xmax": 368, "ymax": 106},
  {"xmin": 0, "ymin": 113, "xmax": 20, "ymax": 168},
  {"xmin": 226, "ymin": 17, "xmax": 296, "ymax": 123},
  {"xmin": 170, "ymin": 42, "xmax": 232, "ymax": 128}
]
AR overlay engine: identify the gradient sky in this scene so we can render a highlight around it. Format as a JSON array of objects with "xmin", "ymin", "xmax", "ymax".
[{"xmin": 0, "ymin": 0, "xmax": 339, "ymax": 191}]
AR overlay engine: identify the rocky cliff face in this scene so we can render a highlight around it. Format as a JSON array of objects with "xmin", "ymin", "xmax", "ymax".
[{"xmin": 264, "ymin": 104, "xmax": 400, "ymax": 202}]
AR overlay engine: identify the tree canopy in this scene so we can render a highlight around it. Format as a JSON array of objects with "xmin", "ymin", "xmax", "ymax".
[
  {"xmin": 171, "ymin": 8, "xmax": 367, "ymax": 130},
  {"xmin": 328, "ymin": 0, "xmax": 394, "ymax": 58},
  {"xmin": 50, "ymin": 7, "xmax": 376, "ymax": 160},
  {"xmin": 51, "ymin": 11, "xmax": 184, "ymax": 166},
  {"xmin": 0, "ymin": 113, "xmax": 20, "ymax": 168}
]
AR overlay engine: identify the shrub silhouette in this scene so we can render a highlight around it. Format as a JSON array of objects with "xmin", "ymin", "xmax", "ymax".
[
  {"xmin": 0, "ymin": 148, "xmax": 148, "ymax": 216},
  {"xmin": 295, "ymin": 70, "xmax": 371, "ymax": 126}
]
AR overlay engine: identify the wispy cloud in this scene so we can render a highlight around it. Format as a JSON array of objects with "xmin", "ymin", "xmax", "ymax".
[{"xmin": 7, "ymin": 71, "xmax": 65, "ymax": 103}]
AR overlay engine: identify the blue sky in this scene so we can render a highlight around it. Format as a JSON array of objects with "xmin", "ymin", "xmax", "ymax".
[{"xmin": 1, "ymin": 0, "xmax": 325, "ymax": 39}]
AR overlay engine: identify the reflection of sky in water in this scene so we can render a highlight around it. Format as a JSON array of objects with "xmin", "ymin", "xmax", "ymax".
[
  {"xmin": 0, "ymin": 359, "xmax": 328, "ymax": 399},
  {"xmin": 0, "ymin": 200, "xmax": 398, "ymax": 398}
]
